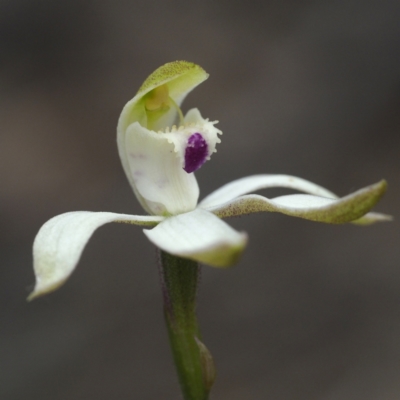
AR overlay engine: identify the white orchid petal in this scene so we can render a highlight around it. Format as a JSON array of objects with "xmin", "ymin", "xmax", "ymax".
[
  {"xmin": 29, "ymin": 211, "xmax": 163, "ymax": 300},
  {"xmin": 124, "ymin": 122, "xmax": 199, "ymax": 215},
  {"xmin": 143, "ymin": 209, "xmax": 247, "ymax": 267},
  {"xmin": 206, "ymin": 180, "xmax": 387, "ymax": 224},
  {"xmin": 199, "ymin": 174, "xmax": 338, "ymax": 208}
]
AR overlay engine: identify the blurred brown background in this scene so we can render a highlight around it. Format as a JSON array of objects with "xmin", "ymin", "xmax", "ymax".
[{"xmin": 1, "ymin": 0, "xmax": 399, "ymax": 399}]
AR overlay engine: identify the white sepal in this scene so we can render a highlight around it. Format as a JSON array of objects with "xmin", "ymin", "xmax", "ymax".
[
  {"xmin": 143, "ymin": 209, "xmax": 247, "ymax": 267},
  {"xmin": 29, "ymin": 211, "xmax": 163, "ymax": 300},
  {"xmin": 205, "ymin": 180, "xmax": 387, "ymax": 224},
  {"xmin": 199, "ymin": 174, "xmax": 337, "ymax": 209}
]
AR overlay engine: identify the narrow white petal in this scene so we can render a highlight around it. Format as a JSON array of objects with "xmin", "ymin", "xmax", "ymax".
[
  {"xmin": 29, "ymin": 211, "xmax": 163, "ymax": 300},
  {"xmin": 124, "ymin": 122, "xmax": 199, "ymax": 215},
  {"xmin": 143, "ymin": 209, "xmax": 247, "ymax": 267},
  {"xmin": 199, "ymin": 174, "xmax": 337, "ymax": 209},
  {"xmin": 206, "ymin": 180, "xmax": 387, "ymax": 224}
]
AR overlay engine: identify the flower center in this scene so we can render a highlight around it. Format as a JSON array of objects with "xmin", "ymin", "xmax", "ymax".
[
  {"xmin": 184, "ymin": 133, "xmax": 208, "ymax": 173},
  {"xmin": 144, "ymin": 84, "xmax": 184, "ymax": 129}
]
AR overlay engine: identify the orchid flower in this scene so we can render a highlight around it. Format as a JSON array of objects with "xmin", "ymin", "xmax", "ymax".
[{"xmin": 29, "ymin": 61, "xmax": 389, "ymax": 300}]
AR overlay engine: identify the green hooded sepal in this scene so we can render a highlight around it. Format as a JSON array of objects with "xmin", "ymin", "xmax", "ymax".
[{"xmin": 118, "ymin": 61, "xmax": 208, "ymax": 132}]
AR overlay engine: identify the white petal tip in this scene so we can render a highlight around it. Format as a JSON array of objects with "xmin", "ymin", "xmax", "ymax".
[{"xmin": 352, "ymin": 212, "xmax": 393, "ymax": 226}]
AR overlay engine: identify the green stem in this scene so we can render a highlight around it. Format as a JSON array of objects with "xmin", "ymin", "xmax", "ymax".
[{"xmin": 159, "ymin": 251, "xmax": 215, "ymax": 400}]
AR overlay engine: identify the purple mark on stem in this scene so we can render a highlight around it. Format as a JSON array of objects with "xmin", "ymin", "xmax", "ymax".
[{"xmin": 184, "ymin": 133, "xmax": 208, "ymax": 173}]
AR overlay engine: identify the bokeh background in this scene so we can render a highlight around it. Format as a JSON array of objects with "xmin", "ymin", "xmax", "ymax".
[{"xmin": 1, "ymin": 0, "xmax": 399, "ymax": 399}]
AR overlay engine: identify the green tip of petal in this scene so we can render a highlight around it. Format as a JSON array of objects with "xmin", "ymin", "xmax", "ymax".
[
  {"xmin": 293, "ymin": 179, "xmax": 389, "ymax": 224},
  {"xmin": 27, "ymin": 280, "xmax": 66, "ymax": 301},
  {"xmin": 311, "ymin": 179, "xmax": 388, "ymax": 224},
  {"xmin": 191, "ymin": 234, "xmax": 248, "ymax": 268},
  {"xmin": 348, "ymin": 180, "xmax": 392, "ymax": 225}
]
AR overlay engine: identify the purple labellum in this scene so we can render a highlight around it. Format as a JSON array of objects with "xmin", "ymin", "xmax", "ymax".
[{"xmin": 184, "ymin": 133, "xmax": 209, "ymax": 173}]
